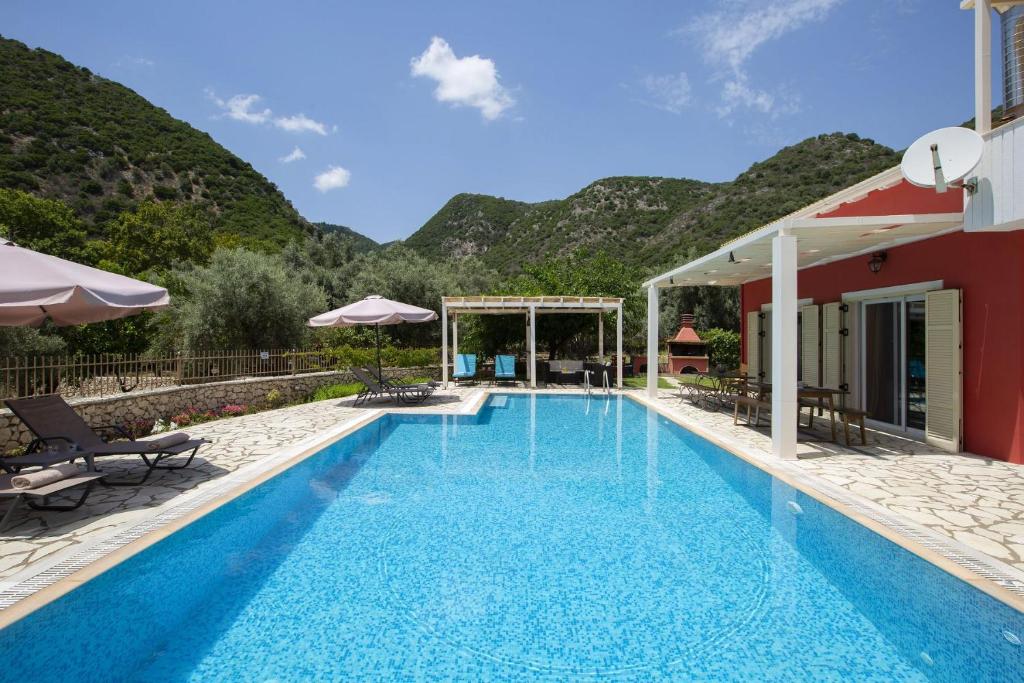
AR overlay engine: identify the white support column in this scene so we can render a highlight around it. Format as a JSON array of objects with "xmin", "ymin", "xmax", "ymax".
[
  {"xmin": 598, "ymin": 313, "xmax": 604, "ymax": 359},
  {"xmin": 529, "ymin": 305, "xmax": 537, "ymax": 388},
  {"xmin": 771, "ymin": 230, "xmax": 799, "ymax": 460},
  {"xmin": 525, "ymin": 312, "xmax": 531, "ymax": 386},
  {"xmin": 452, "ymin": 312, "xmax": 459, "ymax": 365},
  {"xmin": 975, "ymin": 0, "xmax": 992, "ymax": 135},
  {"xmin": 441, "ymin": 302, "xmax": 449, "ymax": 387},
  {"xmin": 646, "ymin": 286, "xmax": 659, "ymax": 397},
  {"xmin": 616, "ymin": 303, "xmax": 623, "ymax": 389}
]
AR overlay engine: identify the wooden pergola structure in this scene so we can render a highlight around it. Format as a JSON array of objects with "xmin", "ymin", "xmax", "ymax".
[{"xmin": 441, "ymin": 296, "xmax": 625, "ymax": 389}]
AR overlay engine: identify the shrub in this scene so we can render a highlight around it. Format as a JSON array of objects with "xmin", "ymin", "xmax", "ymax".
[
  {"xmin": 311, "ymin": 382, "xmax": 364, "ymax": 402},
  {"xmin": 700, "ymin": 328, "xmax": 741, "ymax": 370},
  {"xmin": 121, "ymin": 418, "xmax": 155, "ymax": 439},
  {"xmin": 265, "ymin": 388, "xmax": 283, "ymax": 407}
]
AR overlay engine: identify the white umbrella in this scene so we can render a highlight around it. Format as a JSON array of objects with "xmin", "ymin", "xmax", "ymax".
[
  {"xmin": 308, "ymin": 295, "xmax": 438, "ymax": 379},
  {"xmin": 0, "ymin": 241, "xmax": 170, "ymax": 327}
]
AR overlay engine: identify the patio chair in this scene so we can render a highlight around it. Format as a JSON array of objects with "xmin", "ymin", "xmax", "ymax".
[
  {"xmin": 452, "ymin": 354, "xmax": 477, "ymax": 383},
  {"xmin": 351, "ymin": 368, "xmax": 434, "ymax": 406},
  {"xmin": 493, "ymin": 355, "xmax": 516, "ymax": 384},
  {"xmin": 0, "ymin": 465, "xmax": 105, "ymax": 531},
  {"xmin": 3, "ymin": 396, "xmax": 208, "ymax": 486}
]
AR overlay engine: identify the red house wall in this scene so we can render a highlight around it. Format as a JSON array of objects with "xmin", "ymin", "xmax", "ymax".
[{"xmin": 740, "ymin": 229, "xmax": 1024, "ymax": 463}]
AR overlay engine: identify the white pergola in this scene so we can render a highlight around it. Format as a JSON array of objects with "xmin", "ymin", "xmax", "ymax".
[
  {"xmin": 440, "ymin": 295, "xmax": 625, "ymax": 389},
  {"xmin": 642, "ymin": 166, "xmax": 964, "ymax": 460}
]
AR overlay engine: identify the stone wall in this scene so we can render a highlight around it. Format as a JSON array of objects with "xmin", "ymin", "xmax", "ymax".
[{"xmin": 0, "ymin": 365, "xmax": 440, "ymax": 452}]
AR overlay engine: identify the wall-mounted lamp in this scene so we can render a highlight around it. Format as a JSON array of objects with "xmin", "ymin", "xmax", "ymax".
[{"xmin": 868, "ymin": 251, "xmax": 887, "ymax": 274}]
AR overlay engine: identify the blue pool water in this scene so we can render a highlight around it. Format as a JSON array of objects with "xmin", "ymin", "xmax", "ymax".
[{"xmin": 1, "ymin": 394, "xmax": 1022, "ymax": 681}]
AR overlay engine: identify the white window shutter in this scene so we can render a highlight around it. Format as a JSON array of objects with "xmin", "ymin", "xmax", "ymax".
[
  {"xmin": 761, "ymin": 311, "xmax": 772, "ymax": 382},
  {"xmin": 801, "ymin": 304, "xmax": 820, "ymax": 387},
  {"xmin": 925, "ymin": 289, "xmax": 963, "ymax": 452},
  {"xmin": 746, "ymin": 310, "xmax": 760, "ymax": 380},
  {"xmin": 821, "ymin": 303, "xmax": 842, "ymax": 390}
]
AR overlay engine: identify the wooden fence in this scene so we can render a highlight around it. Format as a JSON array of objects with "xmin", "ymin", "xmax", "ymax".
[{"xmin": 0, "ymin": 349, "xmax": 340, "ymax": 401}]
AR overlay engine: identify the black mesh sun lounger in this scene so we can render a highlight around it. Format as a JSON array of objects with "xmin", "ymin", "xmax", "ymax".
[
  {"xmin": 0, "ymin": 469, "xmax": 106, "ymax": 531},
  {"xmin": 3, "ymin": 396, "xmax": 209, "ymax": 486},
  {"xmin": 351, "ymin": 368, "xmax": 434, "ymax": 406}
]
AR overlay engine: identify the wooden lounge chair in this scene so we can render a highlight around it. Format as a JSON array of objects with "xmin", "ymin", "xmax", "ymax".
[
  {"xmin": 493, "ymin": 355, "xmax": 516, "ymax": 384},
  {"xmin": 0, "ymin": 468, "xmax": 105, "ymax": 531},
  {"xmin": 3, "ymin": 396, "xmax": 208, "ymax": 486},
  {"xmin": 452, "ymin": 354, "xmax": 477, "ymax": 383},
  {"xmin": 351, "ymin": 368, "xmax": 434, "ymax": 405}
]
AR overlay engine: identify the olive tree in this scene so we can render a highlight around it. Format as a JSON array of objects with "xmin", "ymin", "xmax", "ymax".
[{"xmin": 153, "ymin": 248, "xmax": 327, "ymax": 352}]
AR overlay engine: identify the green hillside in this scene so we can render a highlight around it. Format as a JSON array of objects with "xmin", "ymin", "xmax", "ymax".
[
  {"xmin": 313, "ymin": 222, "xmax": 380, "ymax": 254},
  {"xmin": 0, "ymin": 36, "xmax": 317, "ymax": 249},
  {"xmin": 404, "ymin": 133, "xmax": 900, "ymax": 274}
]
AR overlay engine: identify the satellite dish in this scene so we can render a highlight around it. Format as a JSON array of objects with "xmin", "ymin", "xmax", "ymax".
[{"xmin": 901, "ymin": 126, "xmax": 983, "ymax": 194}]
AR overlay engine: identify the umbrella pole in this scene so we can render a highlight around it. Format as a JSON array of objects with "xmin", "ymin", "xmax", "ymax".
[{"xmin": 376, "ymin": 324, "xmax": 382, "ymax": 381}]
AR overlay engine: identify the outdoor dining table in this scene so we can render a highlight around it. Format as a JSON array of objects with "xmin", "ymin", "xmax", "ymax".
[
  {"xmin": 679, "ymin": 371, "xmax": 747, "ymax": 409},
  {"xmin": 745, "ymin": 382, "xmax": 846, "ymax": 442}
]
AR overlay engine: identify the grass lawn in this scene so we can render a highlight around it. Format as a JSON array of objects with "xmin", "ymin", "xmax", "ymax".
[{"xmin": 622, "ymin": 375, "xmax": 673, "ymax": 390}]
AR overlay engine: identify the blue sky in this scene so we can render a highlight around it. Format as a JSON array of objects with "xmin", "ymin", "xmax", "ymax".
[{"xmin": 1, "ymin": 1, "xmax": 994, "ymax": 242}]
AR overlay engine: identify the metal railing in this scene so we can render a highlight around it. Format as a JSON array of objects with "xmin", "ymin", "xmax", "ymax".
[{"xmin": 0, "ymin": 349, "xmax": 339, "ymax": 401}]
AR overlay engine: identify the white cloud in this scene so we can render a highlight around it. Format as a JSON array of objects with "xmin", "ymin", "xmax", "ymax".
[
  {"xmin": 274, "ymin": 114, "xmax": 328, "ymax": 136},
  {"xmin": 206, "ymin": 90, "xmax": 272, "ymax": 124},
  {"xmin": 279, "ymin": 147, "xmax": 306, "ymax": 163},
  {"xmin": 410, "ymin": 36, "xmax": 515, "ymax": 121},
  {"xmin": 640, "ymin": 73, "xmax": 692, "ymax": 114},
  {"xmin": 686, "ymin": 0, "xmax": 842, "ymax": 117},
  {"xmin": 206, "ymin": 89, "xmax": 329, "ymax": 134},
  {"xmin": 314, "ymin": 165, "xmax": 351, "ymax": 192},
  {"xmin": 115, "ymin": 56, "xmax": 154, "ymax": 68}
]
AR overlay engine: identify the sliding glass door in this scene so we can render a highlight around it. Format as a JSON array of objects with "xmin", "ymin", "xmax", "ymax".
[{"xmin": 860, "ymin": 297, "xmax": 926, "ymax": 433}]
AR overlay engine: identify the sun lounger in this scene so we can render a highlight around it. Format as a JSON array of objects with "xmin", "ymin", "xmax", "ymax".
[
  {"xmin": 3, "ymin": 396, "xmax": 208, "ymax": 486},
  {"xmin": 493, "ymin": 355, "xmax": 516, "ymax": 384},
  {"xmin": 351, "ymin": 368, "xmax": 435, "ymax": 405},
  {"xmin": 452, "ymin": 354, "xmax": 477, "ymax": 383},
  {"xmin": 364, "ymin": 366, "xmax": 439, "ymax": 390},
  {"xmin": 0, "ymin": 466, "xmax": 105, "ymax": 531}
]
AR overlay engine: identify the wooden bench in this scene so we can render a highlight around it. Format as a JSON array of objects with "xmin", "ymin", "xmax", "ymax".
[
  {"xmin": 734, "ymin": 395, "xmax": 770, "ymax": 427},
  {"xmin": 834, "ymin": 406, "xmax": 868, "ymax": 447}
]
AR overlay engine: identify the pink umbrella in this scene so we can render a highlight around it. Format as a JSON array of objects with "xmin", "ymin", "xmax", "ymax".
[
  {"xmin": 0, "ymin": 241, "xmax": 170, "ymax": 327},
  {"xmin": 308, "ymin": 295, "xmax": 438, "ymax": 379}
]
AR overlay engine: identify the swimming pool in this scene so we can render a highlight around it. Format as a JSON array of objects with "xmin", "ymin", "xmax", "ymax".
[{"xmin": 1, "ymin": 394, "xmax": 1022, "ymax": 681}]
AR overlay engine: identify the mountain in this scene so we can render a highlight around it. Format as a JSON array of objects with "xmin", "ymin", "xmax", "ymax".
[
  {"xmin": 0, "ymin": 36, "xmax": 360, "ymax": 250},
  {"xmin": 313, "ymin": 222, "xmax": 380, "ymax": 254},
  {"xmin": 404, "ymin": 133, "xmax": 900, "ymax": 274}
]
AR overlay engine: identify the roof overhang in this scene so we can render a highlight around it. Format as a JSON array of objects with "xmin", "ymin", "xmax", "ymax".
[
  {"xmin": 644, "ymin": 212, "xmax": 964, "ymax": 288},
  {"xmin": 960, "ymin": 1, "xmax": 1024, "ymax": 12},
  {"xmin": 442, "ymin": 295, "xmax": 623, "ymax": 315}
]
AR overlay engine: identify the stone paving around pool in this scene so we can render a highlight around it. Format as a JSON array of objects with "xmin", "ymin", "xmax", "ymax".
[{"xmin": 2, "ymin": 383, "xmax": 1024, "ymax": 608}]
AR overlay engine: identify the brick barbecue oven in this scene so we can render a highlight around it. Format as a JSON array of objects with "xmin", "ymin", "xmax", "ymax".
[{"xmin": 667, "ymin": 314, "xmax": 709, "ymax": 374}]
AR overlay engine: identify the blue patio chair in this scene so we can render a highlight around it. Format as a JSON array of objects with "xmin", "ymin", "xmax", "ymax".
[
  {"xmin": 493, "ymin": 355, "xmax": 516, "ymax": 384},
  {"xmin": 453, "ymin": 354, "xmax": 477, "ymax": 383}
]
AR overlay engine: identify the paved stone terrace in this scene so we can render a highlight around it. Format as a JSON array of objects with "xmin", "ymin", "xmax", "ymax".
[{"xmin": 2, "ymin": 382, "xmax": 1024, "ymax": 594}]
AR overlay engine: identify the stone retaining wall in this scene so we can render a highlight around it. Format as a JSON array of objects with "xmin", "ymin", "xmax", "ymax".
[{"xmin": 0, "ymin": 365, "xmax": 440, "ymax": 452}]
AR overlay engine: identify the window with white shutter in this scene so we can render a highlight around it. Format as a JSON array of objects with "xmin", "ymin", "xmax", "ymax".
[
  {"xmin": 925, "ymin": 289, "xmax": 963, "ymax": 452},
  {"xmin": 746, "ymin": 310, "xmax": 760, "ymax": 380},
  {"xmin": 800, "ymin": 304, "xmax": 820, "ymax": 387},
  {"xmin": 822, "ymin": 302, "xmax": 842, "ymax": 391}
]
